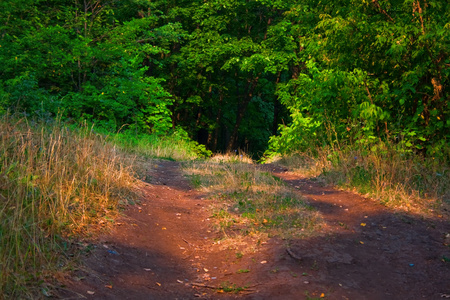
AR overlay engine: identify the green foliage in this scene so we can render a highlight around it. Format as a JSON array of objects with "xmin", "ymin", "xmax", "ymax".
[
  {"xmin": 1, "ymin": 0, "xmax": 448, "ymax": 157},
  {"xmin": 107, "ymin": 127, "xmax": 212, "ymax": 160},
  {"xmin": 267, "ymin": 0, "xmax": 449, "ymax": 158},
  {"xmin": 0, "ymin": 0, "xmax": 177, "ymax": 134},
  {"xmin": 1, "ymin": 1, "xmax": 448, "ymax": 296}
]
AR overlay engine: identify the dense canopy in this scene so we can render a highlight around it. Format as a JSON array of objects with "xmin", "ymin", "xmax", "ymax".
[{"xmin": 1, "ymin": 0, "xmax": 449, "ymax": 157}]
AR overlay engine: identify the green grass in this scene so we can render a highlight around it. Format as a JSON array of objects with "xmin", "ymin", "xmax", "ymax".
[
  {"xmin": 104, "ymin": 129, "xmax": 211, "ymax": 161},
  {"xmin": 219, "ymin": 281, "xmax": 249, "ymax": 293},
  {"xmin": 237, "ymin": 269, "xmax": 250, "ymax": 274}
]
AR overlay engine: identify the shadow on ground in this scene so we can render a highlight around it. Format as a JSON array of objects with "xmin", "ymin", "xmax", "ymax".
[{"xmin": 60, "ymin": 161, "xmax": 450, "ymax": 300}]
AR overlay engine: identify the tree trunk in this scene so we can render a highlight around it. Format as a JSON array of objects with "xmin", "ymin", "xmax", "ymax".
[
  {"xmin": 226, "ymin": 77, "xmax": 259, "ymax": 152},
  {"xmin": 211, "ymin": 92, "xmax": 223, "ymax": 152}
]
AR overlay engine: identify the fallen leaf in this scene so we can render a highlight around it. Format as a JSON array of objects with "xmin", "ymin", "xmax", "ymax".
[
  {"xmin": 162, "ymin": 227, "xmax": 167, "ymax": 230},
  {"xmin": 263, "ymin": 219, "xmax": 268, "ymax": 224},
  {"xmin": 203, "ymin": 268, "xmax": 209, "ymax": 272},
  {"xmin": 359, "ymin": 241, "xmax": 364, "ymax": 244},
  {"xmin": 360, "ymin": 223, "xmax": 366, "ymax": 227},
  {"xmin": 260, "ymin": 260, "xmax": 267, "ymax": 264},
  {"xmin": 177, "ymin": 280, "xmax": 184, "ymax": 284},
  {"xmin": 87, "ymin": 291, "xmax": 95, "ymax": 295},
  {"xmin": 156, "ymin": 282, "xmax": 161, "ymax": 286},
  {"xmin": 105, "ymin": 285, "xmax": 112, "ymax": 289},
  {"xmin": 320, "ymin": 293, "xmax": 325, "ymax": 298}
]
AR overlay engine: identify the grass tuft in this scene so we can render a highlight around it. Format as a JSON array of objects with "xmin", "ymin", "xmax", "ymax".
[{"xmin": 183, "ymin": 154, "xmax": 322, "ymax": 249}]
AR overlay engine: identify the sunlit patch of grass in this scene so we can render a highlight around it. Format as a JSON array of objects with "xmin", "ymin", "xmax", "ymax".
[
  {"xmin": 108, "ymin": 130, "xmax": 211, "ymax": 161},
  {"xmin": 275, "ymin": 146, "xmax": 450, "ymax": 217},
  {"xmin": 0, "ymin": 115, "xmax": 140, "ymax": 297},
  {"xmin": 218, "ymin": 281, "xmax": 249, "ymax": 293},
  {"xmin": 209, "ymin": 151, "xmax": 254, "ymax": 164},
  {"xmin": 237, "ymin": 268, "xmax": 250, "ymax": 274},
  {"xmin": 183, "ymin": 155, "xmax": 323, "ymax": 247}
]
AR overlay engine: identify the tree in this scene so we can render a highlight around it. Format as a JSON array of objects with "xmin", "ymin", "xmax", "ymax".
[{"xmin": 269, "ymin": 0, "xmax": 449, "ymax": 156}]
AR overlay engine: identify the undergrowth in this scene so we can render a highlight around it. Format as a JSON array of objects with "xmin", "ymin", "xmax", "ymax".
[
  {"xmin": 104, "ymin": 128, "xmax": 212, "ymax": 161},
  {"xmin": 184, "ymin": 154, "xmax": 322, "ymax": 252},
  {"xmin": 0, "ymin": 115, "xmax": 140, "ymax": 298},
  {"xmin": 269, "ymin": 144, "xmax": 450, "ymax": 217}
]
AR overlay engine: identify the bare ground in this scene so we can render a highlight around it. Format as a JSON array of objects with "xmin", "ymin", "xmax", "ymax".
[{"xmin": 60, "ymin": 160, "xmax": 449, "ymax": 300}]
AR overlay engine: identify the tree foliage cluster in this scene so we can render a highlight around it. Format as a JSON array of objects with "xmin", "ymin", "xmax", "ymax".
[{"xmin": 0, "ymin": 0, "xmax": 448, "ymax": 156}]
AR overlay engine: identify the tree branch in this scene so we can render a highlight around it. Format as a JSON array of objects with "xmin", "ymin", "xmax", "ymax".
[
  {"xmin": 371, "ymin": 0, "xmax": 395, "ymax": 22},
  {"xmin": 413, "ymin": 1, "xmax": 426, "ymax": 35}
]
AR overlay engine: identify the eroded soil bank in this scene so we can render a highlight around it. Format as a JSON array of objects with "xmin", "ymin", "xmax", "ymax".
[{"xmin": 61, "ymin": 160, "xmax": 449, "ymax": 299}]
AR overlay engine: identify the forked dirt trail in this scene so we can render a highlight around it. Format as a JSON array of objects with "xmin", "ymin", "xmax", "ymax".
[{"xmin": 63, "ymin": 160, "xmax": 449, "ymax": 299}]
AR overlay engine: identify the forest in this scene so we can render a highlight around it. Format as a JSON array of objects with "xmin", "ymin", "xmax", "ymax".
[
  {"xmin": 1, "ymin": 0, "xmax": 448, "ymax": 157},
  {"xmin": 0, "ymin": 0, "xmax": 449, "ymax": 297}
]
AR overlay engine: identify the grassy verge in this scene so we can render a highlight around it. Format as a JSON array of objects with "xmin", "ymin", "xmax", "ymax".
[
  {"xmin": 0, "ymin": 115, "xmax": 140, "ymax": 298},
  {"xmin": 269, "ymin": 145, "xmax": 450, "ymax": 217},
  {"xmin": 183, "ymin": 154, "xmax": 322, "ymax": 252},
  {"xmin": 103, "ymin": 128, "xmax": 211, "ymax": 161}
]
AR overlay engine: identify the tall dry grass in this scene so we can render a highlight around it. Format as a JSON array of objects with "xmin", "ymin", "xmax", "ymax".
[
  {"xmin": 0, "ymin": 115, "xmax": 139, "ymax": 298},
  {"xmin": 273, "ymin": 144, "xmax": 450, "ymax": 217}
]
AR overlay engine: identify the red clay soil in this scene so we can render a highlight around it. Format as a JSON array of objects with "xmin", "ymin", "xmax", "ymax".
[{"xmin": 60, "ymin": 160, "xmax": 449, "ymax": 300}]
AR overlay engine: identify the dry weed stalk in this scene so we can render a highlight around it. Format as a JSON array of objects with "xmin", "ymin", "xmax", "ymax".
[{"xmin": 0, "ymin": 116, "xmax": 140, "ymax": 297}]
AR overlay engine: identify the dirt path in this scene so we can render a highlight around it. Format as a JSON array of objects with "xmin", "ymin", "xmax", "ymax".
[{"xmin": 61, "ymin": 161, "xmax": 449, "ymax": 299}]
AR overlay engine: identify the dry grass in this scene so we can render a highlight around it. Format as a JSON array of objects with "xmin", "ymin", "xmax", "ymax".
[
  {"xmin": 209, "ymin": 151, "xmax": 254, "ymax": 164},
  {"xmin": 272, "ymin": 146, "xmax": 450, "ymax": 217},
  {"xmin": 0, "ymin": 115, "xmax": 140, "ymax": 298},
  {"xmin": 183, "ymin": 154, "xmax": 323, "ymax": 249}
]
